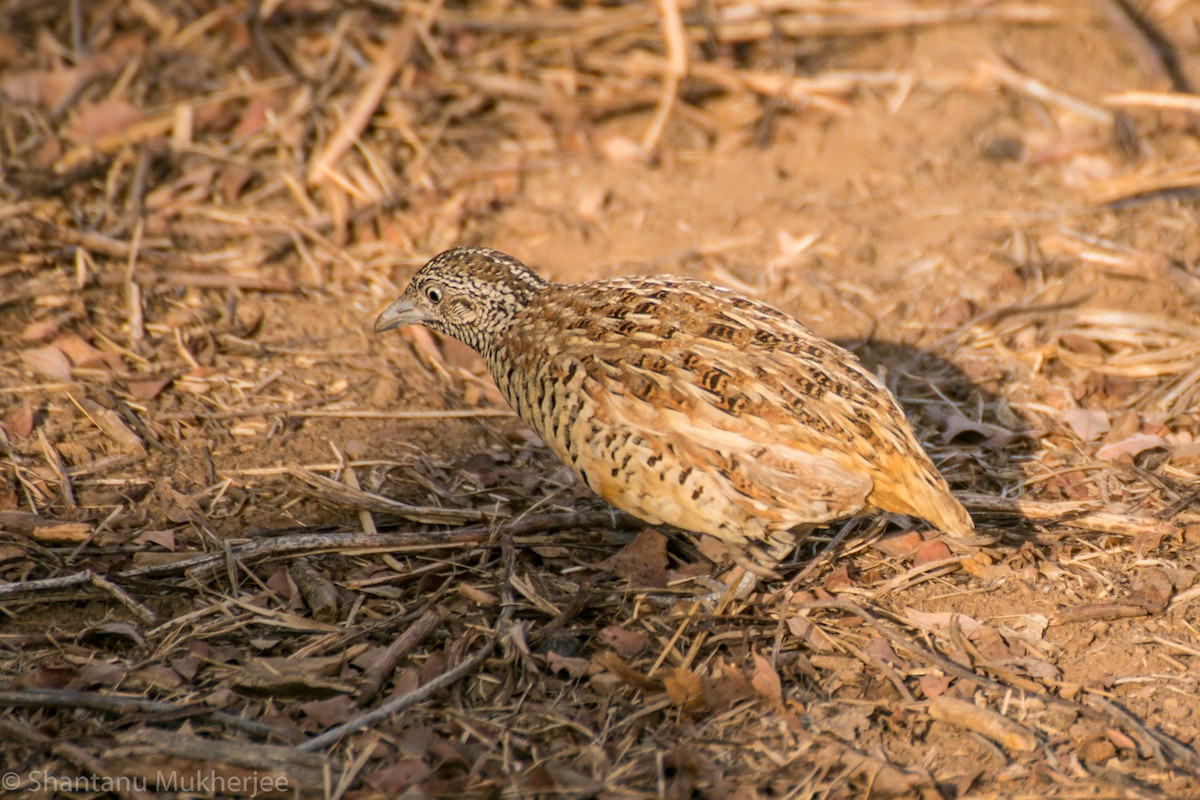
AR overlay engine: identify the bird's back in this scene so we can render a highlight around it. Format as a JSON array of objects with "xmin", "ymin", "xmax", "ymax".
[{"xmin": 484, "ymin": 275, "xmax": 973, "ymax": 543}]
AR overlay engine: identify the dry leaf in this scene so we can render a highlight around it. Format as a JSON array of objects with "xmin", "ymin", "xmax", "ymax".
[
  {"xmin": 68, "ymin": 98, "xmax": 144, "ymax": 145},
  {"xmin": 941, "ymin": 413, "xmax": 1023, "ymax": 448},
  {"xmin": 750, "ymin": 652, "xmax": 783, "ymax": 709},
  {"xmin": 873, "ymin": 531, "xmax": 924, "ymax": 559},
  {"xmin": 21, "ymin": 320, "xmax": 60, "ymax": 342},
  {"xmin": 902, "ymin": 607, "xmax": 983, "ymax": 638},
  {"xmin": 596, "ymin": 528, "xmax": 668, "ymax": 587},
  {"xmin": 546, "ymin": 651, "xmax": 592, "ymax": 679},
  {"xmin": 700, "ymin": 662, "xmax": 756, "ymax": 710},
  {"xmin": 21, "ymin": 345, "xmax": 72, "ymax": 380},
  {"xmin": 863, "ymin": 637, "xmax": 903, "ymax": 666},
  {"xmin": 134, "ymin": 529, "xmax": 176, "ymax": 550},
  {"xmin": 300, "ymin": 695, "xmax": 356, "ymax": 728},
  {"xmin": 918, "ymin": 673, "xmax": 953, "ymax": 698},
  {"xmin": 1095, "ymin": 433, "xmax": 1164, "ymax": 462},
  {"xmin": 53, "ymin": 333, "xmax": 112, "ymax": 368},
  {"xmin": 3, "ymin": 401, "xmax": 35, "ymax": 438},
  {"xmin": 598, "ymin": 625, "xmax": 649, "ymax": 659},
  {"xmin": 1062, "ymin": 408, "xmax": 1110, "ymax": 441},
  {"xmin": 913, "ymin": 538, "xmax": 952, "ymax": 566},
  {"xmin": 664, "ymin": 667, "xmax": 707, "ymax": 713},
  {"xmin": 369, "ymin": 760, "xmax": 434, "ymax": 795}
]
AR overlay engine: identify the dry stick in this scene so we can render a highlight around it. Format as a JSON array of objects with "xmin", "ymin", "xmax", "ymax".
[
  {"xmin": 979, "ymin": 58, "xmax": 1113, "ymax": 125},
  {"xmin": 125, "ymin": 217, "xmax": 145, "ymax": 347},
  {"xmin": 1105, "ymin": 91, "xmax": 1200, "ymax": 113},
  {"xmin": 299, "ymin": 630, "xmax": 492, "ymax": 752},
  {"xmin": 89, "ymin": 571, "xmax": 156, "ymax": 623},
  {"xmin": 0, "ymin": 689, "xmax": 289, "ymax": 739},
  {"xmin": 957, "ymin": 491, "xmax": 1176, "ymax": 539},
  {"xmin": 927, "ymin": 696, "xmax": 1037, "ymax": 754},
  {"xmin": 289, "ymin": 465, "xmax": 485, "ymax": 524},
  {"xmin": 1086, "ymin": 694, "xmax": 1200, "ymax": 771},
  {"xmin": 642, "ymin": 0, "xmax": 687, "ymax": 153},
  {"xmin": 1091, "ymin": 0, "xmax": 1182, "ymax": 91},
  {"xmin": 0, "ymin": 569, "xmax": 154, "ymax": 622},
  {"xmin": 116, "ymin": 510, "xmax": 642, "ymax": 581},
  {"xmin": 306, "ymin": 16, "xmax": 417, "ymax": 185},
  {"xmin": 37, "ymin": 429, "xmax": 76, "ymax": 507},
  {"xmin": 289, "ymin": 557, "xmax": 339, "ymax": 623},
  {"xmin": 798, "ymin": 599, "xmax": 1200, "ymax": 774},
  {"xmin": 357, "ymin": 607, "xmax": 442, "ymax": 705},
  {"xmin": 300, "ymin": 534, "xmax": 519, "ymax": 752}
]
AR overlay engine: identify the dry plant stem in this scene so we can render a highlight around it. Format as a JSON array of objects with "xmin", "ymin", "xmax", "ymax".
[
  {"xmin": 979, "ymin": 58, "xmax": 1113, "ymax": 125},
  {"xmin": 0, "ymin": 569, "xmax": 153, "ymax": 624},
  {"xmin": 1086, "ymin": 694, "xmax": 1200, "ymax": 771},
  {"xmin": 306, "ymin": 16, "xmax": 417, "ymax": 186},
  {"xmin": 800, "ymin": 599, "xmax": 1200, "ymax": 775},
  {"xmin": 357, "ymin": 607, "xmax": 442, "ymax": 705},
  {"xmin": 957, "ymin": 491, "xmax": 1175, "ymax": 538},
  {"xmin": 1091, "ymin": 0, "xmax": 1181, "ymax": 90},
  {"xmin": 0, "ymin": 689, "xmax": 289, "ymax": 740},
  {"xmin": 89, "ymin": 571, "xmax": 156, "ymax": 623},
  {"xmin": 642, "ymin": 0, "xmax": 687, "ymax": 152},
  {"xmin": 926, "ymin": 695, "xmax": 1038, "ymax": 753},
  {"xmin": 1105, "ymin": 91, "xmax": 1200, "ymax": 112},
  {"xmin": 289, "ymin": 465, "xmax": 485, "ymax": 523},
  {"xmin": 300, "ymin": 540, "xmax": 519, "ymax": 753},
  {"xmin": 116, "ymin": 510, "xmax": 642, "ymax": 580},
  {"xmin": 300, "ymin": 631, "xmax": 493, "ymax": 752},
  {"xmin": 288, "ymin": 557, "xmax": 339, "ymax": 622},
  {"xmin": 54, "ymin": 740, "xmax": 155, "ymax": 800}
]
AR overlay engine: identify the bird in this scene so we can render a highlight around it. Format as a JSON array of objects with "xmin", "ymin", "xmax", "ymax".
[{"xmin": 375, "ymin": 247, "xmax": 973, "ymax": 582}]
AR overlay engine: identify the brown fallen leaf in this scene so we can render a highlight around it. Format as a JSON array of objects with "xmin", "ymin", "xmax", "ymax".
[
  {"xmin": 751, "ymin": 652, "xmax": 784, "ymax": 711},
  {"xmin": 1095, "ymin": 433, "xmax": 1165, "ymax": 462},
  {"xmin": 664, "ymin": 666, "xmax": 707, "ymax": 713},
  {"xmin": 940, "ymin": 413, "xmax": 1027, "ymax": 449},
  {"xmin": 21, "ymin": 345, "xmax": 72, "ymax": 381},
  {"xmin": 53, "ymin": 332, "xmax": 117, "ymax": 368},
  {"xmin": 598, "ymin": 625, "xmax": 649, "ymax": 659},
  {"xmin": 2, "ymin": 400, "xmax": 35, "ymax": 438},
  {"xmin": 67, "ymin": 97, "xmax": 144, "ymax": 145},
  {"xmin": 873, "ymin": 530, "xmax": 925, "ymax": 559},
  {"xmin": 596, "ymin": 528, "xmax": 668, "ymax": 588},
  {"xmin": 913, "ymin": 538, "xmax": 952, "ymax": 566},
  {"xmin": 1062, "ymin": 407, "xmax": 1110, "ymax": 441}
]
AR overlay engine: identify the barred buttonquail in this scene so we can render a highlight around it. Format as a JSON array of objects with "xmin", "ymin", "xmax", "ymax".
[{"xmin": 375, "ymin": 247, "xmax": 973, "ymax": 552}]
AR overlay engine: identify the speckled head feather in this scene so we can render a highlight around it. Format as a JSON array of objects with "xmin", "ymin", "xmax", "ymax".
[
  {"xmin": 375, "ymin": 247, "xmax": 974, "ymax": 546},
  {"xmin": 374, "ymin": 247, "xmax": 548, "ymax": 352}
]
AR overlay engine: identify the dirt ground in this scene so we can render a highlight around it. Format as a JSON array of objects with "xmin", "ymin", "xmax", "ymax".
[{"xmin": 3, "ymin": 1, "xmax": 1200, "ymax": 797}]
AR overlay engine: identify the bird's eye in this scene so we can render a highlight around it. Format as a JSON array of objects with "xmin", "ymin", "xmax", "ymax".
[{"xmin": 426, "ymin": 287, "xmax": 443, "ymax": 304}]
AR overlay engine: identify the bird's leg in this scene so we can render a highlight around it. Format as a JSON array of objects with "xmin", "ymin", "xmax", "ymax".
[{"xmin": 714, "ymin": 533, "xmax": 801, "ymax": 608}]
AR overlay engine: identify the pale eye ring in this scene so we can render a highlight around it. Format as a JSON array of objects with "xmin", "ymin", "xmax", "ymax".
[{"xmin": 425, "ymin": 286, "xmax": 443, "ymax": 304}]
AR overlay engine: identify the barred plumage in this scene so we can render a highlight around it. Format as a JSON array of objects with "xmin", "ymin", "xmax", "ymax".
[{"xmin": 375, "ymin": 247, "xmax": 973, "ymax": 551}]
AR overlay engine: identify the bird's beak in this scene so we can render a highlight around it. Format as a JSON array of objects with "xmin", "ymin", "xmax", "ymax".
[{"xmin": 374, "ymin": 297, "xmax": 424, "ymax": 334}]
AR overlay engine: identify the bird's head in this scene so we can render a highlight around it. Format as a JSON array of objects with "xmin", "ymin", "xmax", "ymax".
[{"xmin": 374, "ymin": 247, "xmax": 548, "ymax": 352}]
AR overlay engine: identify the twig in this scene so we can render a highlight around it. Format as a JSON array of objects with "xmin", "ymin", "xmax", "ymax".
[
  {"xmin": 298, "ymin": 631, "xmax": 493, "ymax": 752},
  {"xmin": 289, "ymin": 465, "xmax": 485, "ymax": 524},
  {"xmin": 957, "ymin": 491, "xmax": 1176, "ymax": 539},
  {"xmin": 0, "ymin": 689, "xmax": 290, "ymax": 739},
  {"xmin": 978, "ymin": 58, "xmax": 1113, "ymax": 125},
  {"xmin": 115, "ymin": 510, "xmax": 641, "ymax": 580},
  {"xmin": 642, "ymin": 0, "xmax": 687, "ymax": 153},
  {"xmin": 357, "ymin": 607, "xmax": 442, "ymax": 705},
  {"xmin": 307, "ymin": 16, "xmax": 417, "ymax": 185}
]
